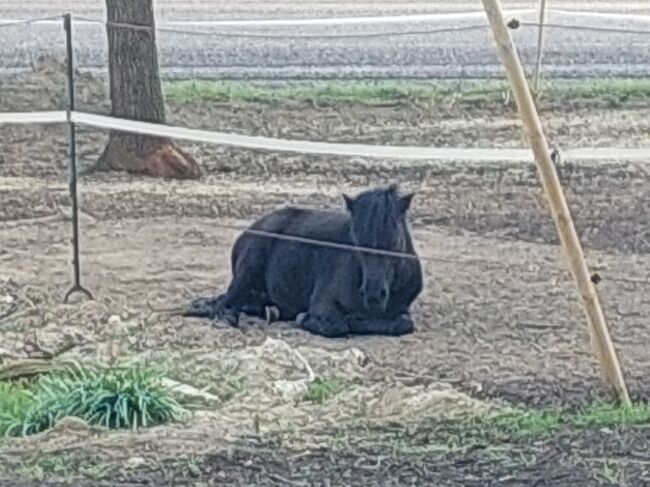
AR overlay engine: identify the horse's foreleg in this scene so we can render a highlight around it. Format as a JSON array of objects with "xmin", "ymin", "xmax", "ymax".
[
  {"xmin": 347, "ymin": 313, "xmax": 415, "ymax": 336},
  {"xmin": 301, "ymin": 312, "xmax": 350, "ymax": 337},
  {"xmin": 301, "ymin": 294, "xmax": 350, "ymax": 338}
]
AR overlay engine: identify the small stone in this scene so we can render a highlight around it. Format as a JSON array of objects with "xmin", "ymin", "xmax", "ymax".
[
  {"xmin": 108, "ymin": 315, "xmax": 121, "ymax": 326},
  {"xmin": 126, "ymin": 456, "xmax": 146, "ymax": 468},
  {"xmin": 349, "ymin": 348, "xmax": 369, "ymax": 367}
]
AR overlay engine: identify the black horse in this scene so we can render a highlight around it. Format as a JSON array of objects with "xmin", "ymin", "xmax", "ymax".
[{"xmin": 185, "ymin": 184, "xmax": 423, "ymax": 337}]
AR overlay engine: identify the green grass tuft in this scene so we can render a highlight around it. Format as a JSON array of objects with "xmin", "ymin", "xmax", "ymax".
[
  {"xmin": 572, "ymin": 401, "xmax": 650, "ymax": 428},
  {"xmin": 0, "ymin": 382, "xmax": 34, "ymax": 432},
  {"xmin": 164, "ymin": 77, "xmax": 650, "ymax": 107},
  {"xmin": 304, "ymin": 377, "xmax": 349, "ymax": 404},
  {"xmin": 460, "ymin": 401, "xmax": 650, "ymax": 441},
  {"xmin": 0, "ymin": 363, "xmax": 185, "ymax": 437}
]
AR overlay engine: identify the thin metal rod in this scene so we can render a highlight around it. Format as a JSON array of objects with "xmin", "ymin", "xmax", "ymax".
[
  {"xmin": 533, "ymin": 0, "xmax": 548, "ymax": 93},
  {"xmin": 63, "ymin": 13, "xmax": 93, "ymax": 303},
  {"xmin": 481, "ymin": 0, "xmax": 630, "ymax": 406}
]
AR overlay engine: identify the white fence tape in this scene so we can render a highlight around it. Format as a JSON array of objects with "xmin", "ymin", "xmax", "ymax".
[
  {"xmin": 0, "ymin": 111, "xmax": 67, "ymax": 124},
  {"xmin": 70, "ymin": 111, "xmax": 531, "ymax": 161},
  {"xmin": 0, "ymin": 110, "xmax": 648, "ymax": 163}
]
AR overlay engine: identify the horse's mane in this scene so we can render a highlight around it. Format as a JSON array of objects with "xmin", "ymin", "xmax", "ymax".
[{"xmin": 350, "ymin": 186, "xmax": 406, "ymax": 250}]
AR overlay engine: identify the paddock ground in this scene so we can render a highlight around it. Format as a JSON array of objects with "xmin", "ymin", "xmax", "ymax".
[{"xmin": 1, "ymin": 68, "xmax": 650, "ymax": 485}]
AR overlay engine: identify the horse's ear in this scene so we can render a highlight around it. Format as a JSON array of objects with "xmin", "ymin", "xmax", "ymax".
[
  {"xmin": 343, "ymin": 194, "xmax": 354, "ymax": 212},
  {"xmin": 398, "ymin": 192, "xmax": 415, "ymax": 213}
]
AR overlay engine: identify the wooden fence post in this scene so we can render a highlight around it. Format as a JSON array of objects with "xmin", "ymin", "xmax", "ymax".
[{"xmin": 480, "ymin": 0, "xmax": 631, "ymax": 405}]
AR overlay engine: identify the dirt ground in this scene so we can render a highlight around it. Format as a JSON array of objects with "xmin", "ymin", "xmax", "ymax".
[{"xmin": 1, "ymin": 68, "xmax": 650, "ymax": 485}]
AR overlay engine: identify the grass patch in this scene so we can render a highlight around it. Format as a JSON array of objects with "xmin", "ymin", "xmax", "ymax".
[
  {"xmin": 0, "ymin": 363, "xmax": 184, "ymax": 437},
  {"xmin": 469, "ymin": 401, "xmax": 650, "ymax": 441},
  {"xmin": 323, "ymin": 401, "xmax": 650, "ymax": 458},
  {"xmin": 164, "ymin": 77, "xmax": 650, "ymax": 107},
  {"xmin": 166, "ymin": 79, "xmax": 434, "ymax": 104},
  {"xmin": 304, "ymin": 377, "xmax": 349, "ymax": 404},
  {"xmin": 0, "ymin": 381, "xmax": 33, "ymax": 424}
]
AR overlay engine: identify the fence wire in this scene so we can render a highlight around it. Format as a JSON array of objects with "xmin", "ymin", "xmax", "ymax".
[
  {"xmin": 4, "ymin": 10, "xmax": 650, "ymax": 39},
  {"xmin": 517, "ymin": 21, "xmax": 650, "ymax": 36},
  {"xmin": 74, "ymin": 14, "xmax": 650, "ymax": 39},
  {"xmin": 0, "ymin": 16, "xmax": 63, "ymax": 29}
]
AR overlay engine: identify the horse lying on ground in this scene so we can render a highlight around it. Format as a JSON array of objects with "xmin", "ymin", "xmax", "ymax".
[{"xmin": 185, "ymin": 184, "xmax": 423, "ymax": 337}]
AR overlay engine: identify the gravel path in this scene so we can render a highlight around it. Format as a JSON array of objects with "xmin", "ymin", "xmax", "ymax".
[{"xmin": 1, "ymin": 1, "xmax": 650, "ymax": 79}]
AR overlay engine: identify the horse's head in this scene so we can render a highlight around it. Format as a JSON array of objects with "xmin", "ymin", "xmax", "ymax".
[{"xmin": 343, "ymin": 184, "xmax": 415, "ymax": 314}]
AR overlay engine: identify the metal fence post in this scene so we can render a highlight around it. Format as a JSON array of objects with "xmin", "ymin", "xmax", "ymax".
[
  {"xmin": 533, "ymin": 0, "xmax": 548, "ymax": 94},
  {"xmin": 63, "ymin": 13, "xmax": 93, "ymax": 303}
]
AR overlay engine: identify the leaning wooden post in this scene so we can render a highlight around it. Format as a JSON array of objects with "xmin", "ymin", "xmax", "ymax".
[
  {"xmin": 533, "ymin": 0, "xmax": 548, "ymax": 93},
  {"xmin": 481, "ymin": 0, "xmax": 630, "ymax": 405}
]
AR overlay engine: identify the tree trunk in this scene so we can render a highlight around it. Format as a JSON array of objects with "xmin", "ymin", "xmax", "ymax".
[{"xmin": 97, "ymin": 0, "xmax": 200, "ymax": 179}]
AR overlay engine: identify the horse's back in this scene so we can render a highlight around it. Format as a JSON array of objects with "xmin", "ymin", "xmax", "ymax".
[
  {"xmin": 248, "ymin": 206, "xmax": 351, "ymax": 243},
  {"xmin": 231, "ymin": 206, "xmax": 351, "ymax": 266}
]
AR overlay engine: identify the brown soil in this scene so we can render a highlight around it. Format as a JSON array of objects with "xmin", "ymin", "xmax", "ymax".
[{"xmin": 1, "ymin": 68, "xmax": 650, "ymax": 486}]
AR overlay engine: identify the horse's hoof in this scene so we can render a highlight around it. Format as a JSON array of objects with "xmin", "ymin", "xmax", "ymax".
[
  {"xmin": 391, "ymin": 315, "xmax": 415, "ymax": 336},
  {"xmin": 265, "ymin": 306, "xmax": 280, "ymax": 323},
  {"xmin": 210, "ymin": 313, "xmax": 239, "ymax": 328},
  {"xmin": 207, "ymin": 295, "xmax": 226, "ymax": 320},
  {"xmin": 296, "ymin": 312, "xmax": 308, "ymax": 326},
  {"xmin": 220, "ymin": 309, "xmax": 239, "ymax": 327},
  {"xmin": 211, "ymin": 316, "xmax": 239, "ymax": 328}
]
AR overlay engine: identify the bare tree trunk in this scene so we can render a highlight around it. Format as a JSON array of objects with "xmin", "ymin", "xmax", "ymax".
[{"xmin": 97, "ymin": 0, "xmax": 200, "ymax": 179}]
